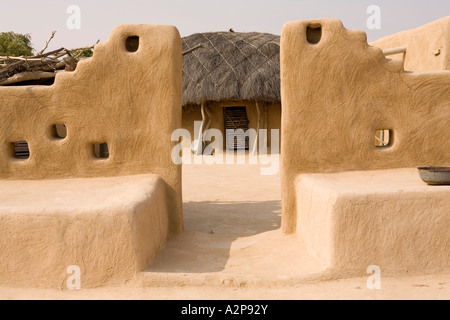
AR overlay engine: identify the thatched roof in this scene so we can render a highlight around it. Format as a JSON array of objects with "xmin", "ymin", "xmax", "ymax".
[{"xmin": 182, "ymin": 32, "xmax": 280, "ymax": 106}]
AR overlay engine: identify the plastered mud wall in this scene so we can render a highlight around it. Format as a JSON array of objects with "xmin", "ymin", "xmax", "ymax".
[
  {"xmin": 0, "ymin": 25, "xmax": 183, "ymax": 233},
  {"xmin": 371, "ymin": 16, "xmax": 450, "ymax": 71},
  {"xmin": 280, "ymin": 19, "xmax": 450, "ymax": 233},
  {"xmin": 182, "ymin": 101, "xmax": 281, "ymax": 151}
]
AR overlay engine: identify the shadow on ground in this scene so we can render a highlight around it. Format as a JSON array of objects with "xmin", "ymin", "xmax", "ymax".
[{"xmin": 145, "ymin": 200, "xmax": 281, "ymax": 273}]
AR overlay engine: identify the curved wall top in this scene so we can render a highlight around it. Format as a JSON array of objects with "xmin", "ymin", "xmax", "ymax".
[
  {"xmin": 0, "ymin": 25, "xmax": 183, "ymax": 232},
  {"xmin": 280, "ymin": 18, "xmax": 450, "ymax": 233}
]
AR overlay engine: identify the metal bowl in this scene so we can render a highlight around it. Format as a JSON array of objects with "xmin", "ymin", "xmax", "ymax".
[{"xmin": 418, "ymin": 167, "xmax": 450, "ymax": 186}]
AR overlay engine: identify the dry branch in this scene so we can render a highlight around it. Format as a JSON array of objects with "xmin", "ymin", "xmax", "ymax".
[
  {"xmin": 0, "ymin": 40, "xmax": 99, "ymax": 85},
  {"xmin": 0, "ymin": 56, "xmax": 44, "ymax": 62},
  {"xmin": 69, "ymin": 40, "xmax": 99, "ymax": 53},
  {"xmin": 38, "ymin": 31, "xmax": 57, "ymax": 55},
  {"xmin": 0, "ymin": 71, "xmax": 60, "ymax": 85}
]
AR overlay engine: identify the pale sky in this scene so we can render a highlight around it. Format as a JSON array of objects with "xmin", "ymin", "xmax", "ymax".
[{"xmin": 1, "ymin": 0, "xmax": 449, "ymax": 53}]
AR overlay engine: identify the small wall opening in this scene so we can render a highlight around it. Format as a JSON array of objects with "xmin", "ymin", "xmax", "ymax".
[
  {"xmin": 93, "ymin": 143, "xmax": 109, "ymax": 159},
  {"xmin": 375, "ymin": 129, "xmax": 392, "ymax": 148},
  {"xmin": 306, "ymin": 25, "xmax": 322, "ymax": 45},
  {"xmin": 52, "ymin": 124, "xmax": 67, "ymax": 139},
  {"xmin": 12, "ymin": 141, "xmax": 30, "ymax": 159},
  {"xmin": 126, "ymin": 36, "xmax": 140, "ymax": 52}
]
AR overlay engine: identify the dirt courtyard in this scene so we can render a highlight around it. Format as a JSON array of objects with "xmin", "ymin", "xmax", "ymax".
[{"xmin": 1, "ymin": 156, "xmax": 450, "ymax": 299}]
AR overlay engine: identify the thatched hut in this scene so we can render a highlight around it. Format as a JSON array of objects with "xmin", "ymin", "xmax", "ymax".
[{"xmin": 182, "ymin": 31, "xmax": 281, "ymax": 152}]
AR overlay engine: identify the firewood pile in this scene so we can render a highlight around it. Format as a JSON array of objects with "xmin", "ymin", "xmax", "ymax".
[{"xmin": 0, "ymin": 31, "xmax": 98, "ymax": 86}]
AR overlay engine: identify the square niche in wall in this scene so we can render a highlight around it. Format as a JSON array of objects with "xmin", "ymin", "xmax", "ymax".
[
  {"xmin": 126, "ymin": 36, "xmax": 139, "ymax": 52},
  {"xmin": 12, "ymin": 141, "xmax": 30, "ymax": 159},
  {"xmin": 93, "ymin": 143, "xmax": 109, "ymax": 159},
  {"xmin": 375, "ymin": 129, "xmax": 392, "ymax": 148},
  {"xmin": 52, "ymin": 124, "xmax": 67, "ymax": 139}
]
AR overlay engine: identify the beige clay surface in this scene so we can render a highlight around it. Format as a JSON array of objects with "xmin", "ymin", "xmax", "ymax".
[
  {"xmin": 297, "ymin": 168, "xmax": 450, "ymax": 276},
  {"xmin": 0, "ymin": 25, "xmax": 183, "ymax": 233},
  {"xmin": 371, "ymin": 16, "xmax": 450, "ymax": 71},
  {"xmin": 280, "ymin": 19, "xmax": 450, "ymax": 234},
  {"xmin": 0, "ymin": 175, "xmax": 169, "ymax": 288},
  {"xmin": 1, "ymin": 159, "xmax": 449, "ymax": 299}
]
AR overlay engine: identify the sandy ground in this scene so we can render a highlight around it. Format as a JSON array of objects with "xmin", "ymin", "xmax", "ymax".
[
  {"xmin": 1, "ymin": 275, "xmax": 450, "ymax": 300},
  {"xmin": 1, "ymin": 155, "xmax": 449, "ymax": 300}
]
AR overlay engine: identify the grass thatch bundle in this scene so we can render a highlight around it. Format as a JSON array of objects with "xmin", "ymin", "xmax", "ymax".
[{"xmin": 182, "ymin": 32, "xmax": 280, "ymax": 106}]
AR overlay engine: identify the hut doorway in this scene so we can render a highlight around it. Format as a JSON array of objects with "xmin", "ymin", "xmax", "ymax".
[{"xmin": 223, "ymin": 106, "xmax": 250, "ymax": 150}]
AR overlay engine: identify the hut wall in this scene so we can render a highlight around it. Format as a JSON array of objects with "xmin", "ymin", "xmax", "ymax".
[
  {"xmin": 0, "ymin": 25, "xmax": 183, "ymax": 233},
  {"xmin": 182, "ymin": 101, "xmax": 281, "ymax": 152},
  {"xmin": 370, "ymin": 16, "xmax": 450, "ymax": 71},
  {"xmin": 281, "ymin": 18, "xmax": 450, "ymax": 233}
]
